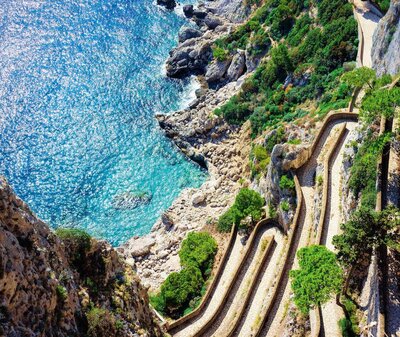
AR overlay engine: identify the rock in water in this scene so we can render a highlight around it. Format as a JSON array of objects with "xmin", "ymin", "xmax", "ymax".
[
  {"xmin": 157, "ymin": 0, "xmax": 176, "ymax": 10},
  {"xmin": 111, "ymin": 191, "xmax": 152, "ymax": 210},
  {"xmin": 183, "ymin": 5, "xmax": 194, "ymax": 17},
  {"xmin": 372, "ymin": 0, "xmax": 400, "ymax": 76}
]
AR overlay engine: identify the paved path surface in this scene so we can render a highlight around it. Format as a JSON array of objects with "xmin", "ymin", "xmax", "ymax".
[
  {"xmin": 353, "ymin": 0, "xmax": 382, "ymax": 67},
  {"xmin": 386, "ymin": 117, "xmax": 400, "ymax": 337},
  {"xmin": 320, "ymin": 122, "xmax": 357, "ymax": 337},
  {"xmin": 172, "ymin": 233, "xmax": 246, "ymax": 337},
  {"xmin": 258, "ymin": 119, "xmax": 353, "ymax": 337}
]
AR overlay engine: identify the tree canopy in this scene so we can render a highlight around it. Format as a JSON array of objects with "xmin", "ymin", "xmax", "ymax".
[
  {"xmin": 217, "ymin": 188, "xmax": 265, "ymax": 232},
  {"xmin": 290, "ymin": 245, "xmax": 343, "ymax": 314},
  {"xmin": 341, "ymin": 66, "xmax": 376, "ymax": 89},
  {"xmin": 333, "ymin": 206, "xmax": 400, "ymax": 268},
  {"xmin": 179, "ymin": 232, "xmax": 217, "ymax": 277}
]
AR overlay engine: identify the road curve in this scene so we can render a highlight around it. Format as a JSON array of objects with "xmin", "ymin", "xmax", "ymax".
[{"xmin": 257, "ymin": 117, "xmax": 358, "ymax": 337}]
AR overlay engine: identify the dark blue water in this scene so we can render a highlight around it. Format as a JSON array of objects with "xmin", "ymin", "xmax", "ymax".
[{"xmin": 0, "ymin": 0, "xmax": 206, "ymax": 245}]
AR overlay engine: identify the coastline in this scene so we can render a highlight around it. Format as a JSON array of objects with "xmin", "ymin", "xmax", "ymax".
[{"xmin": 119, "ymin": 0, "xmax": 253, "ymax": 290}]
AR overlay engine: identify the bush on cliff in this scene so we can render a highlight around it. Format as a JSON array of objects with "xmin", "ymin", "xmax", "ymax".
[
  {"xmin": 56, "ymin": 228, "xmax": 91, "ymax": 269},
  {"xmin": 179, "ymin": 232, "xmax": 217, "ymax": 277},
  {"xmin": 217, "ymin": 188, "xmax": 265, "ymax": 232}
]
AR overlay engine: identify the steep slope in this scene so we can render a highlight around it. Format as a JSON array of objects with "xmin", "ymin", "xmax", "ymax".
[
  {"xmin": 0, "ymin": 177, "xmax": 162, "ymax": 337},
  {"xmin": 372, "ymin": 0, "xmax": 400, "ymax": 75}
]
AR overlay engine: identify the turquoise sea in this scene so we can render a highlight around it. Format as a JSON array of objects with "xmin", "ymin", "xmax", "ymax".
[{"xmin": 0, "ymin": 0, "xmax": 206, "ymax": 245}]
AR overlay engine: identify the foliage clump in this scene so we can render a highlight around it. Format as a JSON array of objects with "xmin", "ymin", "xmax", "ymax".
[
  {"xmin": 290, "ymin": 245, "xmax": 343, "ymax": 314},
  {"xmin": 56, "ymin": 228, "xmax": 91, "ymax": 269},
  {"xmin": 214, "ymin": 0, "xmax": 357, "ymax": 134},
  {"xmin": 179, "ymin": 232, "xmax": 218, "ymax": 277},
  {"xmin": 217, "ymin": 188, "xmax": 265, "ymax": 232},
  {"xmin": 151, "ymin": 232, "xmax": 217, "ymax": 318}
]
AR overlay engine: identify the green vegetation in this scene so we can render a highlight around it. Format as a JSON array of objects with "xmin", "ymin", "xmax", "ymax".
[
  {"xmin": 333, "ymin": 207, "xmax": 400, "ymax": 293},
  {"xmin": 179, "ymin": 232, "xmax": 218, "ymax": 278},
  {"xmin": 279, "ymin": 174, "xmax": 295, "ymax": 191},
  {"xmin": 55, "ymin": 228, "xmax": 91, "ymax": 269},
  {"xmin": 150, "ymin": 232, "xmax": 217, "ymax": 318},
  {"xmin": 373, "ymin": 0, "xmax": 390, "ymax": 13},
  {"xmin": 56, "ymin": 285, "xmax": 68, "ymax": 302},
  {"xmin": 250, "ymin": 144, "xmax": 271, "ymax": 178},
  {"xmin": 348, "ymin": 132, "xmax": 392, "ymax": 208},
  {"xmin": 280, "ymin": 200, "xmax": 290, "ymax": 212},
  {"xmin": 341, "ymin": 66, "xmax": 376, "ymax": 90},
  {"xmin": 338, "ymin": 297, "xmax": 359, "ymax": 336},
  {"xmin": 86, "ymin": 307, "xmax": 117, "ymax": 337},
  {"xmin": 361, "ymin": 86, "xmax": 400, "ymax": 123},
  {"xmin": 217, "ymin": 188, "xmax": 265, "ymax": 232},
  {"xmin": 212, "ymin": 46, "xmax": 228, "ymax": 61},
  {"xmin": 290, "ymin": 245, "xmax": 343, "ymax": 314},
  {"xmin": 214, "ymin": 0, "xmax": 357, "ymax": 135}
]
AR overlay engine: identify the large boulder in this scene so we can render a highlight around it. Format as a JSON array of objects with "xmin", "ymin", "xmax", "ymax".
[
  {"xmin": 166, "ymin": 39, "xmax": 213, "ymax": 77},
  {"xmin": 178, "ymin": 26, "xmax": 203, "ymax": 43},
  {"xmin": 183, "ymin": 5, "xmax": 194, "ymax": 17},
  {"xmin": 204, "ymin": 14, "xmax": 223, "ymax": 30},
  {"xmin": 157, "ymin": 0, "xmax": 176, "ymax": 10},
  {"xmin": 226, "ymin": 50, "xmax": 246, "ymax": 81},
  {"xmin": 205, "ymin": 59, "xmax": 232, "ymax": 83}
]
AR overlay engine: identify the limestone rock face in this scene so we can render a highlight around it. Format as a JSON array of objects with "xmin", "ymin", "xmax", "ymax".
[
  {"xmin": 372, "ymin": 0, "xmax": 400, "ymax": 76},
  {"xmin": 226, "ymin": 50, "xmax": 246, "ymax": 81},
  {"xmin": 0, "ymin": 177, "xmax": 162, "ymax": 337},
  {"xmin": 205, "ymin": 59, "xmax": 232, "ymax": 83},
  {"xmin": 178, "ymin": 26, "xmax": 203, "ymax": 43}
]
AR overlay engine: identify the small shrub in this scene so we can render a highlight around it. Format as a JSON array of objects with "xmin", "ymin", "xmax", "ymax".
[
  {"xmin": 280, "ymin": 201, "xmax": 290, "ymax": 212},
  {"xmin": 56, "ymin": 228, "xmax": 91, "ymax": 269},
  {"xmin": 159, "ymin": 266, "xmax": 204, "ymax": 318},
  {"xmin": 316, "ymin": 175, "xmax": 323, "ymax": 187},
  {"xmin": 279, "ymin": 174, "xmax": 295, "ymax": 191},
  {"xmin": 86, "ymin": 307, "xmax": 116, "ymax": 337},
  {"xmin": 217, "ymin": 207, "xmax": 240, "ymax": 232},
  {"xmin": 212, "ymin": 46, "xmax": 228, "ymax": 61},
  {"xmin": 56, "ymin": 285, "xmax": 68, "ymax": 302}
]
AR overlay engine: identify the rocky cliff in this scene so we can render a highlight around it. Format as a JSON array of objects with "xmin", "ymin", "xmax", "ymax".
[
  {"xmin": 372, "ymin": 0, "xmax": 400, "ymax": 76},
  {"xmin": 0, "ymin": 177, "xmax": 162, "ymax": 337}
]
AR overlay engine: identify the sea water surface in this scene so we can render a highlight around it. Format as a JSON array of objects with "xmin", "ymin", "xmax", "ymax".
[{"xmin": 0, "ymin": 0, "xmax": 206, "ymax": 245}]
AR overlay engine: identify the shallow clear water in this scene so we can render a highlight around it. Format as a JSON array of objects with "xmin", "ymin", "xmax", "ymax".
[{"xmin": 0, "ymin": 0, "xmax": 206, "ymax": 246}]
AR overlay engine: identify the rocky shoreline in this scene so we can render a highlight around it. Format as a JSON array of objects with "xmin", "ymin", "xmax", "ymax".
[{"xmin": 119, "ymin": 0, "xmax": 255, "ymax": 290}]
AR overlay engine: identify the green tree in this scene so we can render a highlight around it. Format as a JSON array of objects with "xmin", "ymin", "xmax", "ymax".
[
  {"xmin": 333, "ymin": 206, "xmax": 400, "ymax": 293},
  {"xmin": 361, "ymin": 87, "xmax": 400, "ymax": 122},
  {"xmin": 341, "ymin": 66, "xmax": 376, "ymax": 89},
  {"xmin": 159, "ymin": 266, "xmax": 204, "ymax": 317},
  {"xmin": 290, "ymin": 245, "xmax": 343, "ymax": 314},
  {"xmin": 234, "ymin": 187, "xmax": 265, "ymax": 222},
  {"xmin": 179, "ymin": 232, "xmax": 217, "ymax": 277}
]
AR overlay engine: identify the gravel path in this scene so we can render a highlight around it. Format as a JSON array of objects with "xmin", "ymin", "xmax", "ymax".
[
  {"xmin": 233, "ymin": 230, "xmax": 285, "ymax": 336},
  {"xmin": 258, "ymin": 120, "xmax": 350, "ymax": 337},
  {"xmin": 385, "ymin": 117, "xmax": 400, "ymax": 337},
  {"xmin": 353, "ymin": 0, "xmax": 381, "ymax": 67},
  {"xmin": 320, "ymin": 122, "xmax": 357, "ymax": 337},
  {"xmin": 172, "ymin": 232, "xmax": 246, "ymax": 337},
  {"xmin": 205, "ymin": 226, "xmax": 276, "ymax": 337}
]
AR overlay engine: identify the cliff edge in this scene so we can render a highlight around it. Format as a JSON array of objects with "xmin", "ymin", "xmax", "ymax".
[
  {"xmin": 0, "ymin": 177, "xmax": 162, "ymax": 337},
  {"xmin": 372, "ymin": 0, "xmax": 400, "ymax": 76}
]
